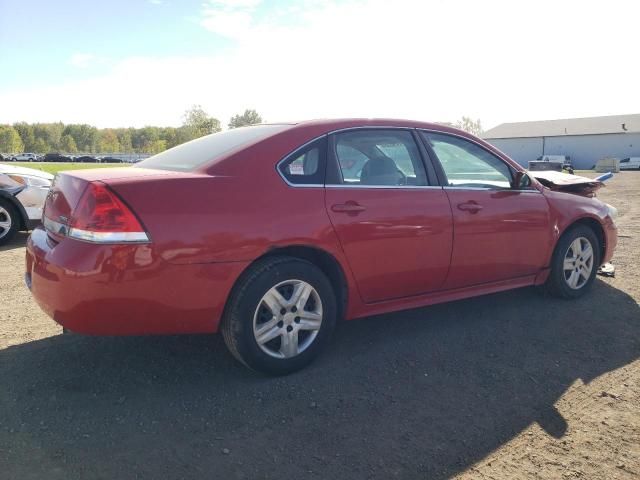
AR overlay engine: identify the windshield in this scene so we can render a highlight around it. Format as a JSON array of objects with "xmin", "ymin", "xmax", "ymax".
[{"xmin": 135, "ymin": 124, "xmax": 289, "ymax": 172}]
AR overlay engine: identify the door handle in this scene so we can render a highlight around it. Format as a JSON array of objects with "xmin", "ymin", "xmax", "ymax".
[
  {"xmin": 331, "ymin": 202, "xmax": 366, "ymax": 214},
  {"xmin": 457, "ymin": 201, "xmax": 483, "ymax": 213}
]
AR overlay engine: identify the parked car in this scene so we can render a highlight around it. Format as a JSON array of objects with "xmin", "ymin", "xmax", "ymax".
[
  {"xmin": 0, "ymin": 164, "xmax": 54, "ymax": 244},
  {"xmin": 76, "ymin": 155, "xmax": 100, "ymax": 163},
  {"xmin": 100, "ymin": 156, "xmax": 123, "ymax": 163},
  {"xmin": 10, "ymin": 153, "xmax": 39, "ymax": 162},
  {"xmin": 537, "ymin": 154, "xmax": 574, "ymax": 174},
  {"xmin": 42, "ymin": 153, "xmax": 72, "ymax": 163},
  {"xmin": 25, "ymin": 119, "xmax": 618, "ymax": 374},
  {"xmin": 538, "ymin": 154, "xmax": 571, "ymax": 166},
  {"xmin": 619, "ymin": 157, "xmax": 640, "ymax": 170}
]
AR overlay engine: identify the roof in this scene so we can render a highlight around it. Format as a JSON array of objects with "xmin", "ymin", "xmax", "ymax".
[{"xmin": 483, "ymin": 114, "xmax": 640, "ymax": 139}]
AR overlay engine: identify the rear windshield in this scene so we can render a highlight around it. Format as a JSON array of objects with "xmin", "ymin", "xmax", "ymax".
[{"xmin": 135, "ymin": 124, "xmax": 289, "ymax": 172}]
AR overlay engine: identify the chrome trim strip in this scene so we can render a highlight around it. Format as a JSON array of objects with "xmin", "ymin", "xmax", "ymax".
[
  {"xmin": 43, "ymin": 216, "xmax": 68, "ymax": 236},
  {"xmin": 325, "ymin": 184, "xmax": 443, "ymax": 190},
  {"xmin": 44, "ymin": 216, "xmax": 150, "ymax": 243},
  {"xmin": 443, "ymin": 186, "xmax": 542, "ymax": 194},
  {"xmin": 279, "ymin": 182, "xmax": 324, "ymax": 188},
  {"xmin": 325, "ymin": 125, "xmax": 415, "ymax": 135},
  {"xmin": 416, "ymin": 127, "xmax": 501, "ymax": 153},
  {"xmin": 68, "ymin": 228, "xmax": 150, "ymax": 243},
  {"xmin": 276, "ymin": 127, "xmax": 426, "ymax": 189},
  {"xmin": 275, "ymin": 125, "xmax": 528, "ymax": 189}
]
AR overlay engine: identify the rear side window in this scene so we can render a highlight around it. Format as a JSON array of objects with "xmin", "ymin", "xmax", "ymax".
[
  {"xmin": 330, "ymin": 130, "xmax": 428, "ymax": 186},
  {"xmin": 136, "ymin": 124, "xmax": 289, "ymax": 172},
  {"xmin": 277, "ymin": 137, "xmax": 327, "ymax": 185}
]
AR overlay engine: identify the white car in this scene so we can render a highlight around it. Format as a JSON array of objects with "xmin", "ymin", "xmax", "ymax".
[
  {"xmin": 620, "ymin": 157, "xmax": 640, "ymax": 170},
  {"xmin": 0, "ymin": 164, "xmax": 54, "ymax": 244},
  {"xmin": 10, "ymin": 153, "xmax": 39, "ymax": 162}
]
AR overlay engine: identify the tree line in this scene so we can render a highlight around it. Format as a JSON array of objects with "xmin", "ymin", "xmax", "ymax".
[
  {"xmin": 0, "ymin": 109, "xmax": 484, "ymax": 155},
  {"xmin": 0, "ymin": 107, "xmax": 263, "ymax": 155}
]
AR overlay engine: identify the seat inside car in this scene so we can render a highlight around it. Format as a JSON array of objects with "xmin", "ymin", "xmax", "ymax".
[
  {"xmin": 303, "ymin": 148, "xmax": 319, "ymax": 175},
  {"xmin": 360, "ymin": 157, "xmax": 403, "ymax": 185}
]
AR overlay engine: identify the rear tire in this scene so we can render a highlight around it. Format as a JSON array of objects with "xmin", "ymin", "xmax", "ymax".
[
  {"xmin": 544, "ymin": 225, "xmax": 600, "ymax": 299},
  {"xmin": 0, "ymin": 199, "xmax": 19, "ymax": 246},
  {"xmin": 221, "ymin": 256, "xmax": 337, "ymax": 375}
]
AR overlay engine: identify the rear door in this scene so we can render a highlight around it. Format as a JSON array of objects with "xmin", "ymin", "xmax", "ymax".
[
  {"xmin": 324, "ymin": 129, "xmax": 453, "ymax": 303},
  {"xmin": 420, "ymin": 131, "xmax": 552, "ymax": 289}
]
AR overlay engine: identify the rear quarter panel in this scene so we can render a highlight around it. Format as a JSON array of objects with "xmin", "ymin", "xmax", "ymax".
[
  {"xmin": 106, "ymin": 169, "xmax": 345, "ymax": 266},
  {"xmin": 106, "ymin": 164, "xmax": 365, "ymax": 320}
]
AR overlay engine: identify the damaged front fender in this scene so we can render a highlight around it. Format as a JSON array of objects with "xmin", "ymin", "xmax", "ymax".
[{"xmin": 532, "ymin": 171, "xmax": 605, "ymax": 197}]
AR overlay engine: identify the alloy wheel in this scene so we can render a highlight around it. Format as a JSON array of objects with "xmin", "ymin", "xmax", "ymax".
[
  {"xmin": 253, "ymin": 279, "xmax": 323, "ymax": 359},
  {"xmin": 0, "ymin": 206, "xmax": 12, "ymax": 239},
  {"xmin": 563, "ymin": 236, "xmax": 594, "ymax": 289}
]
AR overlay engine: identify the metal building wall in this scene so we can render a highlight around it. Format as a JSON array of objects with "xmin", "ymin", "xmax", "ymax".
[
  {"xmin": 487, "ymin": 138, "xmax": 543, "ymax": 167},
  {"xmin": 486, "ymin": 133, "xmax": 640, "ymax": 169}
]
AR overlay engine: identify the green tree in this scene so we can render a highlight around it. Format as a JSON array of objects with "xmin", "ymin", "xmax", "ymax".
[
  {"xmin": 147, "ymin": 139, "xmax": 167, "ymax": 154},
  {"xmin": 175, "ymin": 125, "xmax": 197, "ymax": 145},
  {"xmin": 60, "ymin": 134, "xmax": 78, "ymax": 153},
  {"xmin": 132, "ymin": 126, "xmax": 161, "ymax": 152},
  {"xmin": 63, "ymin": 124, "xmax": 99, "ymax": 152},
  {"xmin": 13, "ymin": 122, "xmax": 36, "ymax": 151},
  {"xmin": 228, "ymin": 109, "xmax": 263, "ymax": 129},
  {"xmin": 116, "ymin": 128, "xmax": 133, "ymax": 153},
  {"xmin": 0, "ymin": 125, "xmax": 24, "ymax": 153},
  {"xmin": 33, "ymin": 122, "xmax": 64, "ymax": 151},
  {"xmin": 455, "ymin": 117, "xmax": 483, "ymax": 136},
  {"xmin": 33, "ymin": 138, "xmax": 48, "ymax": 154},
  {"xmin": 182, "ymin": 105, "xmax": 221, "ymax": 139},
  {"xmin": 98, "ymin": 129, "xmax": 121, "ymax": 153}
]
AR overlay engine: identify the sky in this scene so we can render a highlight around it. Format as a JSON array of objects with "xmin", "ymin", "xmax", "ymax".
[{"xmin": 0, "ymin": 0, "xmax": 638, "ymax": 130}]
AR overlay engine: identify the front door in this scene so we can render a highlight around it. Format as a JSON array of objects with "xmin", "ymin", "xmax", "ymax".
[
  {"xmin": 325, "ymin": 129, "xmax": 453, "ymax": 303},
  {"xmin": 420, "ymin": 131, "xmax": 552, "ymax": 289}
]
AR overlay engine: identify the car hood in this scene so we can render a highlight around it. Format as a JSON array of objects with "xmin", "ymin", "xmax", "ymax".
[
  {"xmin": 0, "ymin": 164, "xmax": 54, "ymax": 180},
  {"xmin": 532, "ymin": 170, "xmax": 604, "ymax": 197}
]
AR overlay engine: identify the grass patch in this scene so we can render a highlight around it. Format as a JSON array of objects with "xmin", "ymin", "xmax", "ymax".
[{"xmin": 2, "ymin": 162, "xmax": 128, "ymax": 175}]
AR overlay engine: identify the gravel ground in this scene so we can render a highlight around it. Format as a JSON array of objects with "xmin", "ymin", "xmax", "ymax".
[{"xmin": 0, "ymin": 172, "xmax": 638, "ymax": 480}]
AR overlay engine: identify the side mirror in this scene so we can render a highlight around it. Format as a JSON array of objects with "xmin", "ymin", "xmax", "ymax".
[{"xmin": 512, "ymin": 171, "xmax": 531, "ymax": 189}]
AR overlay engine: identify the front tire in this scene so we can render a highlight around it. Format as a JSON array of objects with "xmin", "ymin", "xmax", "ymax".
[
  {"xmin": 221, "ymin": 256, "xmax": 337, "ymax": 375},
  {"xmin": 544, "ymin": 225, "xmax": 600, "ymax": 298},
  {"xmin": 0, "ymin": 199, "xmax": 19, "ymax": 246}
]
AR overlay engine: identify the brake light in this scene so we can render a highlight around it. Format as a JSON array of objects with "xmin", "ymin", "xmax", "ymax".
[{"xmin": 51, "ymin": 182, "xmax": 149, "ymax": 243}]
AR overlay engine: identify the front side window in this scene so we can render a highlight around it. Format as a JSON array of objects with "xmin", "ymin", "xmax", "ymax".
[
  {"xmin": 422, "ymin": 132, "xmax": 513, "ymax": 189},
  {"xmin": 332, "ymin": 130, "xmax": 428, "ymax": 186}
]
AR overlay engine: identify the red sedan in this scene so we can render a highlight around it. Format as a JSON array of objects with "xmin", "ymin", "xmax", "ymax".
[{"xmin": 26, "ymin": 119, "xmax": 617, "ymax": 374}]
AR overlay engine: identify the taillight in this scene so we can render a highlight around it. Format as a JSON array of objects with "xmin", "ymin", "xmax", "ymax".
[{"xmin": 45, "ymin": 182, "xmax": 149, "ymax": 244}]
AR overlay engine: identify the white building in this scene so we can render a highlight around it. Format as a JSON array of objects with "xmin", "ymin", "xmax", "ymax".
[{"xmin": 483, "ymin": 114, "xmax": 640, "ymax": 169}]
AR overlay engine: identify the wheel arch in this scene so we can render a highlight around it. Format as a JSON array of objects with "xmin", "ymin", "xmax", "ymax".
[
  {"xmin": 558, "ymin": 216, "xmax": 606, "ymax": 265},
  {"xmin": 259, "ymin": 245, "xmax": 349, "ymax": 321},
  {"xmin": 0, "ymin": 190, "xmax": 28, "ymax": 230},
  {"xmin": 221, "ymin": 244, "xmax": 350, "ymax": 329}
]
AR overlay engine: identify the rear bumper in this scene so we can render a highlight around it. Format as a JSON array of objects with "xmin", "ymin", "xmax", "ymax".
[{"xmin": 25, "ymin": 227, "xmax": 248, "ymax": 335}]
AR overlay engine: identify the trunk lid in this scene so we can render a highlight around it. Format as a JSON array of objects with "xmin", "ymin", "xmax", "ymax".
[{"xmin": 43, "ymin": 167, "xmax": 208, "ymax": 240}]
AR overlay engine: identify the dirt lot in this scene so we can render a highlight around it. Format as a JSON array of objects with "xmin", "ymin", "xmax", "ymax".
[{"xmin": 1, "ymin": 173, "xmax": 638, "ymax": 480}]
